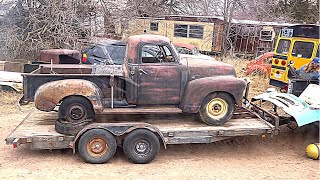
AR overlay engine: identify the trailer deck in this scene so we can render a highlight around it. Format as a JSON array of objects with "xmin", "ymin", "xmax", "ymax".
[{"xmin": 6, "ymin": 107, "xmax": 275, "ymax": 150}]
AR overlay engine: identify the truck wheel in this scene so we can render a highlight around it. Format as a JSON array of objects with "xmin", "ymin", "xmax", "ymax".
[
  {"xmin": 123, "ymin": 129, "xmax": 160, "ymax": 164},
  {"xmin": 198, "ymin": 93, "xmax": 234, "ymax": 126},
  {"xmin": 59, "ymin": 96, "xmax": 95, "ymax": 123},
  {"xmin": 78, "ymin": 129, "xmax": 117, "ymax": 164},
  {"xmin": 55, "ymin": 119, "xmax": 92, "ymax": 136}
]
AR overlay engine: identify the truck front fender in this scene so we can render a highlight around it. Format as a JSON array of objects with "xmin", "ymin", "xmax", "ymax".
[
  {"xmin": 180, "ymin": 76, "xmax": 246, "ymax": 113},
  {"xmin": 34, "ymin": 79, "xmax": 103, "ymax": 113}
]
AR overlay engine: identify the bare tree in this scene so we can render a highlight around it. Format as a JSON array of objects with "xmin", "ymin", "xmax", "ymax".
[{"xmin": 0, "ymin": 0, "xmax": 96, "ymax": 59}]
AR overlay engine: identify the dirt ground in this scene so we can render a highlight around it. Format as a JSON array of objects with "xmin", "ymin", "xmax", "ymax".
[{"xmin": 0, "ymin": 103, "xmax": 319, "ymax": 180}]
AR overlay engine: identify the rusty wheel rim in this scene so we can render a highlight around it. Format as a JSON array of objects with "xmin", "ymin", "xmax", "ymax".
[
  {"xmin": 86, "ymin": 137, "xmax": 109, "ymax": 157},
  {"xmin": 206, "ymin": 98, "xmax": 228, "ymax": 120},
  {"xmin": 68, "ymin": 104, "xmax": 86, "ymax": 121}
]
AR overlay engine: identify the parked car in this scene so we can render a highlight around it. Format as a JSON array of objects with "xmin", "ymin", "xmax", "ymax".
[
  {"xmin": 245, "ymin": 52, "xmax": 273, "ymax": 76},
  {"xmin": 81, "ymin": 41, "xmax": 127, "ymax": 65},
  {"xmin": 0, "ymin": 71, "xmax": 23, "ymax": 92},
  {"xmin": 39, "ymin": 49, "xmax": 81, "ymax": 64},
  {"xmin": 173, "ymin": 42, "xmax": 214, "ymax": 60},
  {"xmin": 24, "ymin": 49, "xmax": 81, "ymax": 73}
]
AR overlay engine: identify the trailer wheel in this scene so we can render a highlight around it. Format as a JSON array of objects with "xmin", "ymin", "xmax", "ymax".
[
  {"xmin": 78, "ymin": 129, "xmax": 117, "ymax": 164},
  {"xmin": 123, "ymin": 129, "xmax": 160, "ymax": 164},
  {"xmin": 198, "ymin": 93, "xmax": 234, "ymax": 126},
  {"xmin": 59, "ymin": 96, "xmax": 95, "ymax": 123}
]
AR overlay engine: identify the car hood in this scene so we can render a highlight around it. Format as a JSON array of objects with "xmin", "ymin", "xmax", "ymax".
[
  {"xmin": 252, "ymin": 84, "xmax": 320, "ymax": 127},
  {"xmin": 0, "ymin": 71, "xmax": 23, "ymax": 82},
  {"xmin": 179, "ymin": 56, "xmax": 236, "ymax": 78}
]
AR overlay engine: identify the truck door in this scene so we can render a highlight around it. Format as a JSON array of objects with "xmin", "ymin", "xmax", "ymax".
[{"xmin": 137, "ymin": 44, "xmax": 181, "ymax": 105}]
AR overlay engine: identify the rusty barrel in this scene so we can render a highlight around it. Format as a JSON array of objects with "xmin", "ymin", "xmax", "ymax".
[{"xmin": 306, "ymin": 143, "xmax": 320, "ymax": 160}]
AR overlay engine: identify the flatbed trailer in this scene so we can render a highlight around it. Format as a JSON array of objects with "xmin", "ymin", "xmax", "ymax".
[{"xmin": 5, "ymin": 107, "xmax": 276, "ymax": 164}]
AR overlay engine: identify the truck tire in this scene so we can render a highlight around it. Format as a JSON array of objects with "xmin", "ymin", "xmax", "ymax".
[
  {"xmin": 55, "ymin": 119, "xmax": 92, "ymax": 136},
  {"xmin": 198, "ymin": 92, "xmax": 234, "ymax": 126},
  {"xmin": 123, "ymin": 129, "xmax": 160, "ymax": 164},
  {"xmin": 78, "ymin": 129, "xmax": 117, "ymax": 164},
  {"xmin": 58, "ymin": 96, "xmax": 95, "ymax": 123}
]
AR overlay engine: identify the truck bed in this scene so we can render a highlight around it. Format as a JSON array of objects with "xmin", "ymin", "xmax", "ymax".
[
  {"xmin": 6, "ymin": 107, "xmax": 274, "ymax": 149},
  {"xmin": 22, "ymin": 64, "xmax": 124, "ymax": 102}
]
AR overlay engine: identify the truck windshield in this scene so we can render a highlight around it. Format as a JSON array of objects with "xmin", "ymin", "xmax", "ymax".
[
  {"xmin": 276, "ymin": 39, "xmax": 291, "ymax": 55},
  {"xmin": 291, "ymin": 41, "xmax": 314, "ymax": 58}
]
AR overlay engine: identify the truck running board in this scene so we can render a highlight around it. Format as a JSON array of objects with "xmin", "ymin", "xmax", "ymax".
[{"xmin": 102, "ymin": 106, "xmax": 182, "ymax": 114}]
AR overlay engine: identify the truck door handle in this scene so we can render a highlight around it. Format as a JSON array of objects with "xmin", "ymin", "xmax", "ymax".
[{"xmin": 139, "ymin": 69, "xmax": 148, "ymax": 75}]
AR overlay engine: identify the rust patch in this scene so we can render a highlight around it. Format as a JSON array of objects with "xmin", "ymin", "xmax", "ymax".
[{"xmin": 34, "ymin": 79, "xmax": 103, "ymax": 113}]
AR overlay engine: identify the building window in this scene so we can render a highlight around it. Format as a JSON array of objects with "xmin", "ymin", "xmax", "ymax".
[
  {"xmin": 150, "ymin": 22, "xmax": 158, "ymax": 31},
  {"xmin": 260, "ymin": 30, "xmax": 273, "ymax": 41},
  {"xmin": 189, "ymin": 25, "xmax": 203, "ymax": 39},
  {"xmin": 174, "ymin": 24, "xmax": 203, "ymax": 39},
  {"xmin": 174, "ymin": 24, "xmax": 188, "ymax": 37}
]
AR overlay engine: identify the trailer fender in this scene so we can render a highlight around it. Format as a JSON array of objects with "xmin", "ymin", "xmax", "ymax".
[
  {"xmin": 34, "ymin": 79, "xmax": 103, "ymax": 113},
  {"xmin": 70, "ymin": 122, "xmax": 167, "ymax": 152},
  {"xmin": 180, "ymin": 76, "xmax": 246, "ymax": 113}
]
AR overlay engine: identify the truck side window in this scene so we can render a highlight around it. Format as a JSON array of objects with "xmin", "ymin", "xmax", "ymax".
[
  {"xmin": 141, "ymin": 44, "xmax": 174, "ymax": 63},
  {"xmin": 316, "ymin": 45, "xmax": 319, "ymax": 58}
]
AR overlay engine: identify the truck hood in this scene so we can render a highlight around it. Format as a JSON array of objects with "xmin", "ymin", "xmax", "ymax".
[
  {"xmin": 179, "ymin": 54, "xmax": 216, "ymax": 61},
  {"xmin": 180, "ymin": 56, "xmax": 236, "ymax": 78}
]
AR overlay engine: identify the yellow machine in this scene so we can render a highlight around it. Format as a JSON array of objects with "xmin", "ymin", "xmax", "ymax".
[{"xmin": 269, "ymin": 25, "xmax": 320, "ymax": 90}]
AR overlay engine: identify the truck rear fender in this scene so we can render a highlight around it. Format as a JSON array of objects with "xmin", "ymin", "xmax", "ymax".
[
  {"xmin": 71, "ymin": 123, "xmax": 167, "ymax": 152},
  {"xmin": 34, "ymin": 79, "xmax": 104, "ymax": 113},
  {"xmin": 180, "ymin": 76, "xmax": 246, "ymax": 113}
]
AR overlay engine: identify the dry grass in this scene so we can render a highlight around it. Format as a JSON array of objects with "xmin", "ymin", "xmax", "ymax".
[
  {"xmin": 221, "ymin": 56, "xmax": 271, "ymax": 99},
  {"xmin": 0, "ymin": 91, "xmax": 34, "ymax": 114},
  {"xmin": 0, "ymin": 91, "xmax": 21, "ymax": 105}
]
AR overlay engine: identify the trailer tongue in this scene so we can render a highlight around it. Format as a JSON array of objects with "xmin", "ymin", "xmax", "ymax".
[{"xmin": 5, "ymin": 107, "xmax": 275, "ymax": 164}]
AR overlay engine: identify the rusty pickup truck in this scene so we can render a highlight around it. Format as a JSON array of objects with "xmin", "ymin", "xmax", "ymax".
[{"xmin": 22, "ymin": 35, "xmax": 246, "ymax": 126}]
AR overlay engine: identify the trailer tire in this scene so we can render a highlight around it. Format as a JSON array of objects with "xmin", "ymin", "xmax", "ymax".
[
  {"xmin": 123, "ymin": 129, "xmax": 160, "ymax": 164},
  {"xmin": 78, "ymin": 129, "xmax": 117, "ymax": 164},
  {"xmin": 58, "ymin": 96, "xmax": 95, "ymax": 123},
  {"xmin": 55, "ymin": 119, "xmax": 91, "ymax": 136},
  {"xmin": 198, "ymin": 92, "xmax": 234, "ymax": 126}
]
